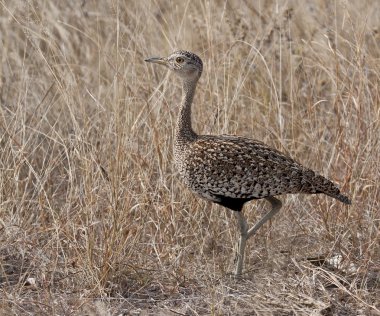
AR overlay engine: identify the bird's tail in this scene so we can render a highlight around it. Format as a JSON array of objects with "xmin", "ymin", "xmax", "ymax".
[
  {"xmin": 313, "ymin": 174, "xmax": 351, "ymax": 205},
  {"xmin": 326, "ymin": 192, "xmax": 351, "ymax": 205}
]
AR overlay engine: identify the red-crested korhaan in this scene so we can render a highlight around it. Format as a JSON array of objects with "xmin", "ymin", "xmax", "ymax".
[{"xmin": 145, "ymin": 50, "xmax": 351, "ymax": 276}]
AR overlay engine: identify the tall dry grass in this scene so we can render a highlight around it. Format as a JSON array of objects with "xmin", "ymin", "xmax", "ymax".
[{"xmin": 0, "ymin": 0, "xmax": 379, "ymax": 315}]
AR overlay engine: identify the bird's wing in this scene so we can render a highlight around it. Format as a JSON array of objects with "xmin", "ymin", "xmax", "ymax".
[
  {"xmin": 181, "ymin": 134, "xmax": 350, "ymax": 203},
  {"xmin": 193, "ymin": 135, "xmax": 305, "ymax": 175},
  {"xmin": 180, "ymin": 135, "xmax": 310, "ymax": 199}
]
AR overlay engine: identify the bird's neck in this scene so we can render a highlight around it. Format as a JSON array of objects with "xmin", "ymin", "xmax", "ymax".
[{"xmin": 175, "ymin": 79, "xmax": 198, "ymax": 142}]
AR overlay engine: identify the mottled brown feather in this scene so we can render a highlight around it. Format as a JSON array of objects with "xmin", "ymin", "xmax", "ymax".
[
  {"xmin": 175, "ymin": 135, "xmax": 351, "ymax": 207},
  {"xmin": 146, "ymin": 50, "xmax": 351, "ymax": 212}
]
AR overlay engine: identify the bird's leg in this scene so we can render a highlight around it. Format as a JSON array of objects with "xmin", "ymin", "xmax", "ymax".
[
  {"xmin": 234, "ymin": 197, "xmax": 282, "ymax": 277},
  {"xmin": 247, "ymin": 197, "xmax": 282, "ymax": 239},
  {"xmin": 234, "ymin": 211, "xmax": 249, "ymax": 277}
]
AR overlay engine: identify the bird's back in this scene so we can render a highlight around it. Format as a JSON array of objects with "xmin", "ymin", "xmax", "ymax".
[{"xmin": 174, "ymin": 135, "xmax": 350, "ymax": 206}]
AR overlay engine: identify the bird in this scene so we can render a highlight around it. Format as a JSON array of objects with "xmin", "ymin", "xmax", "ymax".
[{"xmin": 145, "ymin": 50, "xmax": 351, "ymax": 277}]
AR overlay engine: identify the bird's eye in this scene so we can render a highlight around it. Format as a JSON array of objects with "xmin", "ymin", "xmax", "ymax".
[{"xmin": 176, "ymin": 57, "xmax": 184, "ymax": 63}]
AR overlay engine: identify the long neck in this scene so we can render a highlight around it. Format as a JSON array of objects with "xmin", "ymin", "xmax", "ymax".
[{"xmin": 175, "ymin": 79, "xmax": 198, "ymax": 142}]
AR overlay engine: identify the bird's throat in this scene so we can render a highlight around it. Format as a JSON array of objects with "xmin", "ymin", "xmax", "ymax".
[{"xmin": 175, "ymin": 80, "xmax": 198, "ymax": 142}]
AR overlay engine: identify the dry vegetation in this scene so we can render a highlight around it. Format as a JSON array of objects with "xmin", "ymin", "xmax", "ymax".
[{"xmin": 0, "ymin": 0, "xmax": 379, "ymax": 315}]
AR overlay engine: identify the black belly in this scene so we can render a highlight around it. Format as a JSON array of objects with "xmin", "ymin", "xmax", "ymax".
[{"xmin": 214, "ymin": 195, "xmax": 260, "ymax": 212}]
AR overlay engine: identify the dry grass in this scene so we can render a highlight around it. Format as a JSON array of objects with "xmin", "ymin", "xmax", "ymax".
[{"xmin": 0, "ymin": 0, "xmax": 379, "ymax": 315}]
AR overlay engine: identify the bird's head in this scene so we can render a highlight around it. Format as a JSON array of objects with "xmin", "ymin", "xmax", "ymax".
[{"xmin": 145, "ymin": 50, "xmax": 203, "ymax": 82}]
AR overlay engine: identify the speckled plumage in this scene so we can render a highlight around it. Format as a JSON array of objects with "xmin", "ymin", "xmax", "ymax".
[
  {"xmin": 145, "ymin": 50, "xmax": 351, "ymax": 275},
  {"xmin": 150, "ymin": 50, "xmax": 351, "ymax": 211},
  {"xmin": 175, "ymin": 134, "xmax": 350, "ymax": 210}
]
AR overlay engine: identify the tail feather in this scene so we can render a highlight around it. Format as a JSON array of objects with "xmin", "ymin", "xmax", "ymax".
[
  {"xmin": 329, "ymin": 192, "xmax": 351, "ymax": 205},
  {"xmin": 313, "ymin": 174, "xmax": 351, "ymax": 205}
]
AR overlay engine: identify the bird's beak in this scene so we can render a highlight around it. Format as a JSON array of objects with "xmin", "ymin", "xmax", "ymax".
[{"xmin": 144, "ymin": 56, "xmax": 168, "ymax": 66}]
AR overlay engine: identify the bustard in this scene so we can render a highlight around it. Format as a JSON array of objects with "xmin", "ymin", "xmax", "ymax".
[{"xmin": 145, "ymin": 50, "xmax": 351, "ymax": 276}]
